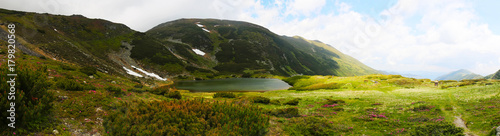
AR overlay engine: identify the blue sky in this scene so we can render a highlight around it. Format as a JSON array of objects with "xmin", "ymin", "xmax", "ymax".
[{"xmin": 1, "ymin": 0, "xmax": 500, "ymax": 79}]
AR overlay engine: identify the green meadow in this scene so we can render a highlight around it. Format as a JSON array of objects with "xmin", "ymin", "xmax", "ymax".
[
  {"xmin": 1, "ymin": 51, "xmax": 499, "ymax": 135},
  {"xmin": 184, "ymin": 75, "xmax": 500, "ymax": 136}
]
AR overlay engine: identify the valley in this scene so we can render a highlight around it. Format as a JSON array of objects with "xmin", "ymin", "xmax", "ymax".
[{"xmin": 0, "ymin": 8, "xmax": 499, "ymax": 136}]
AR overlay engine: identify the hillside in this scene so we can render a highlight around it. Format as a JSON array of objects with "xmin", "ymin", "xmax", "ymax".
[
  {"xmin": 0, "ymin": 9, "xmax": 377, "ymax": 80},
  {"xmin": 146, "ymin": 19, "xmax": 378, "ymax": 77},
  {"xmin": 491, "ymin": 69, "xmax": 500, "ymax": 79},
  {"xmin": 435, "ymin": 69, "xmax": 484, "ymax": 81},
  {"xmin": 281, "ymin": 36, "xmax": 379, "ymax": 76}
]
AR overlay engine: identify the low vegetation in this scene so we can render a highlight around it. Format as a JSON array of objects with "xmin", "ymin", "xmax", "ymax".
[
  {"xmin": 1, "ymin": 48, "xmax": 499, "ymax": 135},
  {"xmin": 103, "ymin": 99, "xmax": 269, "ymax": 135}
]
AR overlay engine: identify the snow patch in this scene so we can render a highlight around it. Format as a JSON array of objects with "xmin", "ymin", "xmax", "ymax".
[
  {"xmin": 202, "ymin": 28, "xmax": 210, "ymax": 32},
  {"xmin": 54, "ymin": 29, "xmax": 58, "ymax": 32},
  {"xmin": 123, "ymin": 67, "xmax": 143, "ymax": 77},
  {"xmin": 131, "ymin": 66, "xmax": 167, "ymax": 81},
  {"xmin": 192, "ymin": 49, "xmax": 205, "ymax": 56},
  {"xmin": 196, "ymin": 24, "xmax": 204, "ymax": 27}
]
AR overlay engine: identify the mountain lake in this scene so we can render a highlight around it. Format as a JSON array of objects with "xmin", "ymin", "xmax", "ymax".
[{"xmin": 174, "ymin": 78, "xmax": 291, "ymax": 92}]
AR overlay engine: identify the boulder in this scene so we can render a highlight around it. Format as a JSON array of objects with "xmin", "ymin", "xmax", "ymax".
[
  {"xmin": 496, "ymin": 126, "xmax": 500, "ymax": 136},
  {"xmin": 53, "ymin": 130, "xmax": 59, "ymax": 135}
]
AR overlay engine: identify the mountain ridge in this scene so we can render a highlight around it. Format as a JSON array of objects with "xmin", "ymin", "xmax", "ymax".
[
  {"xmin": 0, "ymin": 8, "xmax": 378, "ymax": 80},
  {"xmin": 435, "ymin": 69, "xmax": 484, "ymax": 81}
]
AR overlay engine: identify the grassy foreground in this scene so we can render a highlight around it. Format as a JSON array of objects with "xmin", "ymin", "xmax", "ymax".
[
  {"xmin": 1, "ymin": 50, "xmax": 499, "ymax": 135},
  {"xmin": 185, "ymin": 76, "xmax": 500, "ymax": 136}
]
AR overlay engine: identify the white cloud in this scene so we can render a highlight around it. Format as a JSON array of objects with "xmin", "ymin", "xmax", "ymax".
[
  {"xmin": 286, "ymin": 0, "xmax": 326, "ymax": 16},
  {"xmin": 1, "ymin": 0, "xmax": 499, "ymax": 78}
]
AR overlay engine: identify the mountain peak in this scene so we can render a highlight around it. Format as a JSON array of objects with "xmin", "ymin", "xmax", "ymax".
[{"xmin": 436, "ymin": 69, "xmax": 483, "ymax": 81}]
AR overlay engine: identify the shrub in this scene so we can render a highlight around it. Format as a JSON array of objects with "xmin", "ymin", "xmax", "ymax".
[
  {"xmin": 326, "ymin": 99, "xmax": 345, "ymax": 104},
  {"xmin": 61, "ymin": 64, "xmax": 76, "ymax": 70},
  {"xmin": 133, "ymin": 84, "xmax": 143, "ymax": 88},
  {"xmin": 213, "ymin": 92, "xmax": 236, "ymax": 98},
  {"xmin": 270, "ymin": 99, "xmax": 282, "ymax": 105},
  {"xmin": 165, "ymin": 91, "xmax": 182, "ymax": 99},
  {"xmin": 128, "ymin": 88, "xmax": 147, "ymax": 93},
  {"xmin": 0, "ymin": 63, "xmax": 56, "ymax": 134},
  {"xmin": 103, "ymin": 99, "xmax": 269, "ymax": 135},
  {"xmin": 252, "ymin": 96, "xmax": 270, "ymax": 104},
  {"xmin": 270, "ymin": 107, "xmax": 299, "ymax": 118},
  {"xmin": 284, "ymin": 99, "xmax": 300, "ymax": 106},
  {"xmin": 79, "ymin": 66, "xmax": 97, "ymax": 76},
  {"xmin": 412, "ymin": 105, "xmax": 435, "ymax": 112},
  {"xmin": 284, "ymin": 117, "xmax": 352, "ymax": 135},
  {"xmin": 150, "ymin": 85, "xmax": 175, "ymax": 95},
  {"xmin": 332, "ymin": 107, "xmax": 344, "ymax": 111},
  {"xmin": 410, "ymin": 122, "xmax": 464, "ymax": 136},
  {"xmin": 56, "ymin": 79, "xmax": 94, "ymax": 91},
  {"xmin": 106, "ymin": 86, "xmax": 123, "ymax": 96}
]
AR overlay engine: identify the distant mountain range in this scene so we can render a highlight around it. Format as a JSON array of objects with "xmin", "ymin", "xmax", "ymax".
[
  {"xmin": 0, "ymin": 8, "xmax": 378, "ymax": 80},
  {"xmin": 435, "ymin": 69, "xmax": 484, "ymax": 81},
  {"xmin": 379, "ymin": 71, "xmax": 426, "ymax": 79}
]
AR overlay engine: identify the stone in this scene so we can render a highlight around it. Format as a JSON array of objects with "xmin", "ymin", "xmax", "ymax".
[
  {"xmin": 53, "ymin": 130, "xmax": 59, "ymax": 135},
  {"xmin": 496, "ymin": 126, "xmax": 500, "ymax": 136},
  {"xmin": 89, "ymin": 75, "xmax": 94, "ymax": 79},
  {"xmin": 111, "ymin": 81, "xmax": 116, "ymax": 84}
]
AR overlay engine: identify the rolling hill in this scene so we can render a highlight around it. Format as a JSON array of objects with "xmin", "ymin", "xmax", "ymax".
[
  {"xmin": 0, "ymin": 8, "xmax": 377, "ymax": 80},
  {"xmin": 435, "ymin": 69, "xmax": 484, "ymax": 81},
  {"xmin": 487, "ymin": 69, "xmax": 500, "ymax": 79}
]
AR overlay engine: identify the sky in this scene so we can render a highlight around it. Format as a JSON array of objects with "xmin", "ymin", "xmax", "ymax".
[{"xmin": 1, "ymin": 0, "xmax": 500, "ymax": 79}]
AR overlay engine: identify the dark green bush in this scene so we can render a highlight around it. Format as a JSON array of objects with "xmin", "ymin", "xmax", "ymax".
[
  {"xmin": 270, "ymin": 107, "xmax": 299, "ymax": 118},
  {"xmin": 165, "ymin": 91, "xmax": 182, "ymax": 99},
  {"xmin": 284, "ymin": 99, "xmax": 300, "ymax": 105},
  {"xmin": 103, "ymin": 99, "xmax": 269, "ymax": 135},
  {"xmin": 326, "ymin": 99, "xmax": 345, "ymax": 104},
  {"xmin": 131, "ymin": 78, "xmax": 141, "ymax": 83},
  {"xmin": 332, "ymin": 107, "xmax": 344, "ymax": 111},
  {"xmin": 55, "ymin": 79, "xmax": 94, "ymax": 91},
  {"xmin": 79, "ymin": 66, "xmax": 97, "ymax": 76},
  {"xmin": 252, "ymin": 96, "xmax": 270, "ymax": 104},
  {"xmin": 0, "ymin": 63, "xmax": 56, "ymax": 134},
  {"xmin": 128, "ymin": 88, "xmax": 147, "ymax": 93},
  {"xmin": 150, "ymin": 85, "xmax": 177, "ymax": 95},
  {"xmin": 410, "ymin": 122, "xmax": 464, "ymax": 136},
  {"xmin": 106, "ymin": 86, "xmax": 123, "ymax": 96},
  {"xmin": 133, "ymin": 84, "xmax": 143, "ymax": 88},
  {"xmin": 213, "ymin": 92, "xmax": 236, "ymax": 98},
  {"xmin": 285, "ymin": 117, "xmax": 352, "ymax": 135},
  {"xmin": 412, "ymin": 105, "xmax": 435, "ymax": 112},
  {"xmin": 270, "ymin": 99, "xmax": 282, "ymax": 105},
  {"xmin": 61, "ymin": 64, "xmax": 76, "ymax": 70}
]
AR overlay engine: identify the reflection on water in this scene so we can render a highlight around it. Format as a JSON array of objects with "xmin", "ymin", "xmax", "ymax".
[{"xmin": 174, "ymin": 78, "xmax": 291, "ymax": 92}]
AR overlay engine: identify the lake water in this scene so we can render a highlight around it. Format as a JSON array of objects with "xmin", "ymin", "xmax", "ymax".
[{"xmin": 174, "ymin": 78, "xmax": 291, "ymax": 92}]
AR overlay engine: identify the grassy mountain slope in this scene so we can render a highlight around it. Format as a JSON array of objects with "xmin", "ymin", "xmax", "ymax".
[
  {"xmin": 436, "ymin": 69, "xmax": 484, "ymax": 81},
  {"xmin": 0, "ymin": 9, "xmax": 203, "ymax": 79},
  {"xmin": 282, "ymin": 36, "xmax": 379, "ymax": 76},
  {"xmin": 491, "ymin": 69, "xmax": 500, "ymax": 79},
  {"xmin": 147, "ymin": 19, "xmax": 378, "ymax": 77},
  {"xmin": 0, "ymin": 9, "xmax": 377, "ymax": 79}
]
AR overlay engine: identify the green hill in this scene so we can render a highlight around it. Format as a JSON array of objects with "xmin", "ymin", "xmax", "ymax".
[
  {"xmin": 435, "ymin": 69, "xmax": 484, "ymax": 81},
  {"xmin": 281, "ymin": 36, "xmax": 379, "ymax": 76},
  {"xmin": 0, "ymin": 9, "xmax": 377, "ymax": 80},
  {"xmin": 147, "ymin": 19, "xmax": 378, "ymax": 77},
  {"xmin": 491, "ymin": 69, "xmax": 500, "ymax": 79}
]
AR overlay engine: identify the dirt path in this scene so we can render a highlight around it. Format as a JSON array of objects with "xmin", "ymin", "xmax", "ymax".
[{"xmin": 453, "ymin": 116, "xmax": 476, "ymax": 136}]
